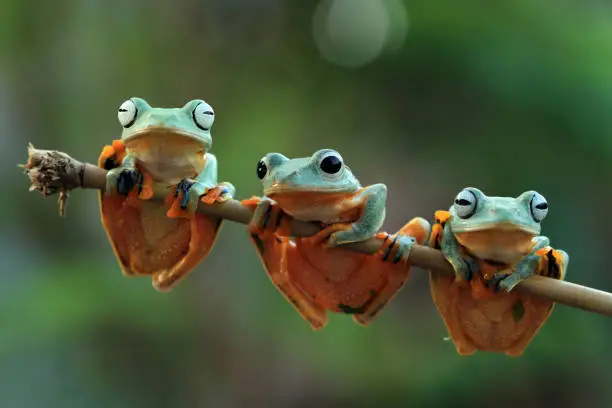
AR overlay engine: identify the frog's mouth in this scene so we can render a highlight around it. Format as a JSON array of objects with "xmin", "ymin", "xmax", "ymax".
[
  {"xmin": 264, "ymin": 184, "xmax": 359, "ymax": 211},
  {"xmin": 454, "ymin": 223, "xmax": 538, "ymax": 264},
  {"xmin": 123, "ymin": 127, "xmax": 210, "ymax": 150},
  {"xmin": 264, "ymin": 184, "xmax": 352, "ymax": 196}
]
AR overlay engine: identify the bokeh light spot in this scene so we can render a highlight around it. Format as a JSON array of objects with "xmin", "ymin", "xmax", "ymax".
[{"xmin": 312, "ymin": 0, "xmax": 409, "ymax": 68}]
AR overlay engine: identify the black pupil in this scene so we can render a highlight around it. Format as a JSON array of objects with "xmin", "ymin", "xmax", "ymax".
[
  {"xmin": 455, "ymin": 198, "xmax": 472, "ymax": 206},
  {"xmin": 320, "ymin": 155, "xmax": 342, "ymax": 174},
  {"xmin": 535, "ymin": 202, "xmax": 548, "ymax": 210},
  {"xmin": 256, "ymin": 160, "xmax": 267, "ymax": 180}
]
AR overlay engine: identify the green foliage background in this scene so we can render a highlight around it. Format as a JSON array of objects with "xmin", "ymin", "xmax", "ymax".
[{"xmin": 2, "ymin": 0, "xmax": 612, "ymax": 406}]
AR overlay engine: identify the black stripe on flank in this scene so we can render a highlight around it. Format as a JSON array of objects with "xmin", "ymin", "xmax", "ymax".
[
  {"xmin": 546, "ymin": 250, "xmax": 561, "ymax": 279},
  {"xmin": 261, "ymin": 203, "xmax": 272, "ymax": 229},
  {"xmin": 382, "ymin": 235, "xmax": 398, "ymax": 262},
  {"xmin": 338, "ymin": 303, "xmax": 366, "ymax": 315}
]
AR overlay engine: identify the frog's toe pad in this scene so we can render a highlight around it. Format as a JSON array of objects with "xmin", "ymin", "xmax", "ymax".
[
  {"xmin": 166, "ymin": 179, "xmax": 199, "ymax": 218},
  {"xmin": 491, "ymin": 271, "xmax": 524, "ymax": 293},
  {"xmin": 201, "ymin": 185, "xmax": 231, "ymax": 205},
  {"xmin": 115, "ymin": 168, "xmax": 143, "ymax": 196},
  {"xmin": 241, "ymin": 196, "xmax": 262, "ymax": 209}
]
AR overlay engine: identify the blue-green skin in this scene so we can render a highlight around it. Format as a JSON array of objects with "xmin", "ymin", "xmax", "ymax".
[
  {"xmin": 105, "ymin": 97, "xmax": 235, "ymax": 208},
  {"xmin": 441, "ymin": 187, "xmax": 569, "ymax": 292},
  {"xmin": 255, "ymin": 149, "xmax": 417, "ymax": 257}
]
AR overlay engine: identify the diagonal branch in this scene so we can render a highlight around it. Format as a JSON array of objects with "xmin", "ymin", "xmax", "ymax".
[{"xmin": 20, "ymin": 144, "xmax": 612, "ymax": 317}]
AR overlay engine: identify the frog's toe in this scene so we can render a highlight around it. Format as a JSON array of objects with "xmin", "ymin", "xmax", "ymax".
[
  {"xmin": 495, "ymin": 275, "xmax": 520, "ymax": 293},
  {"xmin": 176, "ymin": 179, "xmax": 196, "ymax": 209},
  {"xmin": 495, "ymin": 254, "xmax": 540, "ymax": 292},
  {"xmin": 248, "ymin": 197, "xmax": 284, "ymax": 235},
  {"xmin": 166, "ymin": 179, "xmax": 202, "ymax": 218},
  {"xmin": 201, "ymin": 182, "xmax": 235, "ymax": 205},
  {"xmin": 108, "ymin": 168, "xmax": 142, "ymax": 196},
  {"xmin": 315, "ymin": 223, "xmax": 356, "ymax": 247},
  {"xmin": 448, "ymin": 256, "xmax": 477, "ymax": 283},
  {"xmin": 380, "ymin": 234, "xmax": 416, "ymax": 264}
]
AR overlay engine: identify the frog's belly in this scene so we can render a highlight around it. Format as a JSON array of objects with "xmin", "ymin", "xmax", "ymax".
[
  {"xmin": 454, "ymin": 289, "xmax": 538, "ymax": 351},
  {"xmin": 289, "ymin": 243, "xmax": 385, "ymax": 311}
]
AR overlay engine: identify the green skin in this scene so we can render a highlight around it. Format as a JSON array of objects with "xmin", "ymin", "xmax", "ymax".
[
  {"xmin": 253, "ymin": 149, "xmax": 417, "ymax": 258},
  {"xmin": 441, "ymin": 187, "xmax": 569, "ymax": 292},
  {"xmin": 105, "ymin": 97, "xmax": 235, "ymax": 209}
]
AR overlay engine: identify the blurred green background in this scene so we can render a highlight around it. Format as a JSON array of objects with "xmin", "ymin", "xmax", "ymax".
[{"xmin": 3, "ymin": 0, "xmax": 612, "ymax": 406}]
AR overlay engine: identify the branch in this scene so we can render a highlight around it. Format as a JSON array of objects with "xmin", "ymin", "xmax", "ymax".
[{"xmin": 20, "ymin": 144, "xmax": 612, "ymax": 318}]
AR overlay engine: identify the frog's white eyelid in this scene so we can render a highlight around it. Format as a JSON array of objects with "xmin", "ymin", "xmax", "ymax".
[
  {"xmin": 530, "ymin": 192, "xmax": 548, "ymax": 222},
  {"xmin": 117, "ymin": 99, "xmax": 137, "ymax": 128},
  {"xmin": 192, "ymin": 102, "xmax": 215, "ymax": 131},
  {"xmin": 453, "ymin": 189, "xmax": 477, "ymax": 219}
]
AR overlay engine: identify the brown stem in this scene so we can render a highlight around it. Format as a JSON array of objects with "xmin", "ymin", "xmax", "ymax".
[{"xmin": 20, "ymin": 144, "xmax": 612, "ymax": 317}]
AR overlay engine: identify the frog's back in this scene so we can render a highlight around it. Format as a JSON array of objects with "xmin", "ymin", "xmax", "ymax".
[{"xmin": 430, "ymin": 273, "xmax": 555, "ymax": 356}]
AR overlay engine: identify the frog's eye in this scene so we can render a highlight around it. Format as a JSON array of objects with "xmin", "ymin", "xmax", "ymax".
[
  {"xmin": 192, "ymin": 101, "xmax": 215, "ymax": 131},
  {"xmin": 453, "ymin": 189, "xmax": 477, "ymax": 219},
  {"xmin": 530, "ymin": 192, "xmax": 548, "ymax": 223},
  {"xmin": 117, "ymin": 99, "xmax": 137, "ymax": 128},
  {"xmin": 256, "ymin": 157, "xmax": 268, "ymax": 180},
  {"xmin": 319, "ymin": 151, "xmax": 344, "ymax": 175}
]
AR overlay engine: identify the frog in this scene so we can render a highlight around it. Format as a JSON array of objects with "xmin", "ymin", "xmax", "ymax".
[
  {"xmin": 241, "ymin": 149, "xmax": 430, "ymax": 330},
  {"xmin": 98, "ymin": 97, "xmax": 235, "ymax": 291},
  {"xmin": 428, "ymin": 186, "xmax": 569, "ymax": 356}
]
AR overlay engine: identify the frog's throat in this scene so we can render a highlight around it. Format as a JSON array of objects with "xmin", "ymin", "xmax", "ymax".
[
  {"xmin": 451, "ymin": 221, "xmax": 539, "ymax": 236},
  {"xmin": 454, "ymin": 225, "xmax": 537, "ymax": 264},
  {"xmin": 123, "ymin": 127, "xmax": 211, "ymax": 149},
  {"xmin": 264, "ymin": 183, "xmax": 358, "ymax": 196}
]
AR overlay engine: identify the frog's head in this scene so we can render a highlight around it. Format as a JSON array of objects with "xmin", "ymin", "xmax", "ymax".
[
  {"xmin": 449, "ymin": 187, "xmax": 549, "ymax": 263},
  {"xmin": 117, "ymin": 97, "xmax": 214, "ymax": 151},
  {"xmin": 255, "ymin": 149, "xmax": 361, "ymax": 198}
]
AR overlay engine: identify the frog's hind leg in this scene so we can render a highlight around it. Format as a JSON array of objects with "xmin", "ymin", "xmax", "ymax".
[
  {"xmin": 98, "ymin": 140, "xmax": 154, "ymax": 278},
  {"xmin": 353, "ymin": 217, "xmax": 431, "ymax": 326},
  {"xmin": 151, "ymin": 213, "xmax": 222, "ymax": 291},
  {"xmin": 244, "ymin": 197, "xmax": 328, "ymax": 330},
  {"xmin": 504, "ymin": 247, "xmax": 568, "ymax": 357}
]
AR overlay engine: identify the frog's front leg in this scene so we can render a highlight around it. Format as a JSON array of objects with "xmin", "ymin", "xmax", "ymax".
[
  {"xmin": 494, "ymin": 236, "xmax": 568, "ymax": 292},
  {"xmin": 243, "ymin": 197, "xmax": 328, "ymax": 330},
  {"xmin": 323, "ymin": 183, "xmax": 387, "ymax": 247},
  {"xmin": 166, "ymin": 153, "xmax": 235, "ymax": 218},
  {"xmin": 353, "ymin": 217, "xmax": 431, "ymax": 326},
  {"xmin": 440, "ymin": 223, "xmax": 479, "ymax": 283}
]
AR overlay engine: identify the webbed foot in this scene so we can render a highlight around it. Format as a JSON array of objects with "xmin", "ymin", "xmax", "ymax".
[
  {"xmin": 491, "ymin": 236, "xmax": 551, "ymax": 293},
  {"xmin": 304, "ymin": 222, "xmax": 357, "ymax": 248},
  {"xmin": 200, "ymin": 182, "xmax": 235, "ymax": 205},
  {"xmin": 245, "ymin": 196, "xmax": 291, "ymax": 237},
  {"xmin": 378, "ymin": 233, "xmax": 417, "ymax": 264},
  {"xmin": 106, "ymin": 167, "xmax": 143, "ymax": 196},
  {"xmin": 167, "ymin": 180, "xmax": 236, "ymax": 218}
]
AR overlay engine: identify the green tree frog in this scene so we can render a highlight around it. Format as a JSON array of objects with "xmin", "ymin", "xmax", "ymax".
[
  {"xmin": 98, "ymin": 97, "xmax": 234, "ymax": 291},
  {"xmin": 429, "ymin": 187, "xmax": 569, "ymax": 356},
  {"xmin": 242, "ymin": 149, "xmax": 431, "ymax": 330}
]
